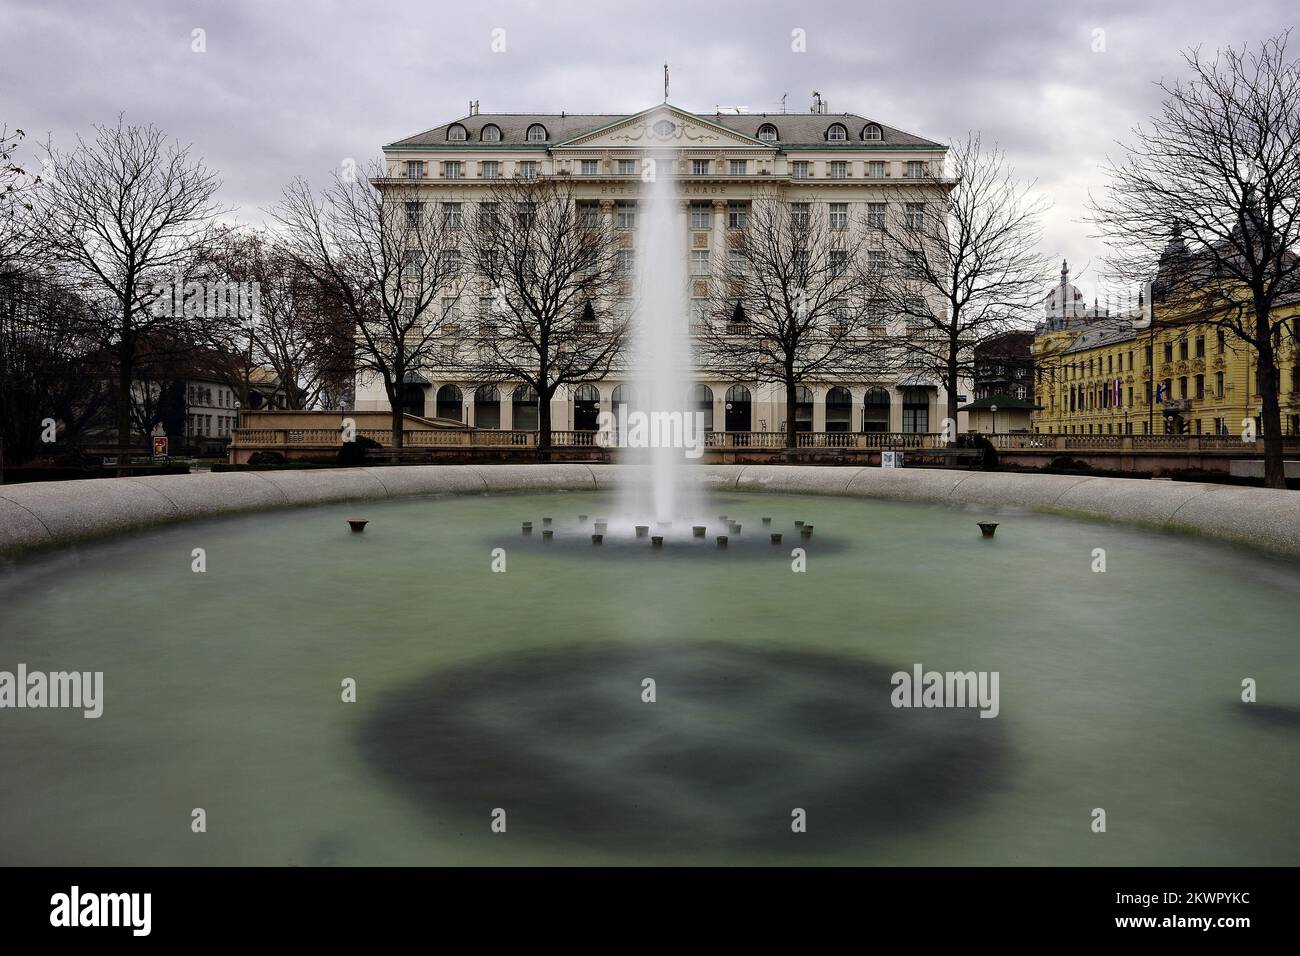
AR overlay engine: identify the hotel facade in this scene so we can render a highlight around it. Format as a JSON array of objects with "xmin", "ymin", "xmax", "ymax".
[{"xmin": 353, "ymin": 102, "xmax": 969, "ymax": 438}]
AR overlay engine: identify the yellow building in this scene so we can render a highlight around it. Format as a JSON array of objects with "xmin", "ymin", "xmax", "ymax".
[{"xmin": 1031, "ymin": 265, "xmax": 1300, "ymax": 437}]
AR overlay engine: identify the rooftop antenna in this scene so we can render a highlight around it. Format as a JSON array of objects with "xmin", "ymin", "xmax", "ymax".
[
  {"xmin": 663, "ymin": 63, "xmax": 669, "ymax": 103},
  {"xmin": 781, "ymin": 93, "xmax": 787, "ymax": 113}
]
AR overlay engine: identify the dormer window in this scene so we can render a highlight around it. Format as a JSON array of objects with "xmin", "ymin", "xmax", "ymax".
[
  {"xmin": 447, "ymin": 124, "xmax": 468, "ymax": 142},
  {"xmin": 862, "ymin": 124, "xmax": 882, "ymax": 141},
  {"xmin": 757, "ymin": 123, "xmax": 779, "ymax": 143},
  {"xmin": 526, "ymin": 123, "xmax": 548, "ymax": 142},
  {"xmin": 481, "ymin": 124, "xmax": 501, "ymax": 143},
  {"xmin": 826, "ymin": 123, "xmax": 847, "ymax": 142}
]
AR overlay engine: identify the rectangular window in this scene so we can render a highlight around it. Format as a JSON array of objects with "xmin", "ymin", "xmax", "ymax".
[
  {"xmin": 580, "ymin": 159, "xmax": 599, "ymax": 175},
  {"xmin": 692, "ymin": 159, "xmax": 711, "ymax": 176},
  {"xmin": 442, "ymin": 202, "xmax": 463, "ymax": 228},
  {"xmin": 905, "ymin": 161, "xmax": 925, "ymax": 178},
  {"xmin": 829, "ymin": 250, "xmax": 848, "ymax": 276},
  {"xmin": 866, "ymin": 202, "xmax": 886, "ymax": 229},
  {"xmin": 480, "ymin": 161, "xmax": 499, "ymax": 180},
  {"xmin": 829, "ymin": 161, "xmax": 847, "ymax": 179},
  {"xmin": 1163, "ymin": 342, "xmax": 1173, "ymax": 363},
  {"xmin": 829, "ymin": 202, "xmax": 848, "ymax": 229},
  {"xmin": 443, "ymin": 161, "xmax": 462, "ymax": 180},
  {"xmin": 617, "ymin": 159, "xmax": 637, "ymax": 176},
  {"xmin": 517, "ymin": 161, "xmax": 537, "ymax": 179},
  {"xmin": 577, "ymin": 203, "xmax": 599, "ymax": 227},
  {"xmin": 1217, "ymin": 329, "xmax": 1226, "ymax": 352},
  {"xmin": 1195, "ymin": 374, "xmax": 1204, "ymax": 399},
  {"xmin": 867, "ymin": 250, "xmax": 885, "ymax": 271},
  {"xmin": 690, "ymin": 202, "xmax": 710, "ymax": 229},
  {"xmin": 616, "ymin": 202, "xmax": 636, "ymax": 229},
  {"xmin": 904, "ymin": 203, "xmax": 925, "ymax": 230},
  {"xmin": 615, "ymin": 249, "xmax": 634, "ymax": 274},
  {"xmin": 405, "ymin": 201, "xmax": 423, "ymax": 227},
  {"xmin": 1195, "ymin": 335, "xmax": 1205, "ymax": 358},
  {"xmin": 727, "ymin": 202, "xmax": 748, "ymax": 229},
  {"xmin": 1179, "ymin": 339, "xmax": 1188, "ymax": 361},
  {"xmin": 867, "ymin": 161, "xmax": 885, "ymax": 179},
  {"xmin": 791, "ymin": 202, "xmax": 810, "ymax": 228},
  {"xmin": 791, "ymin": 161, "xmax": 810, "ymax": 180},
  {"xmin": 406, "ymin": 160, "xmax": 425, "ymax": 179},
  {"xmin": 690, "ymin": 249, "xmax": 709, "ymax": 276},
  {"xmin": 729, "ymin": 159, "xmax": 748, "ymax": 176}
]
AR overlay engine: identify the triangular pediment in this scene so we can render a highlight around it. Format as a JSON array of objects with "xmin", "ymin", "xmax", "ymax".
[{"xmin": 555, "ymin": 105, "xmax": 770, "ymax": 150}]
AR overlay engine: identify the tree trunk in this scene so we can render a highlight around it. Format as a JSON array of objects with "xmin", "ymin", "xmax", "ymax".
[
  {"xmin": 1256, "ymin": 337, "xmax": 1285, "ymax": 489},
  {"xmin": 537, "ymin": 392, "xmax": 552, "ymax": 463},
  {"xmin": 785, "ymin": 371, "xmax": 798, "ymax": 450},
  {"xmin": 115, "ymin": 339, "xmax": 133, "ymax": 452},
  {"xmin": 946, "ymin": 342, "xmax": 961, "ymax": 444}
]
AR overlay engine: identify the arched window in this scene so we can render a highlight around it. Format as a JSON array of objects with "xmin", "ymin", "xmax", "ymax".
[
  {"xmin": 474, "ymin": 385, "xmax": 500, "ymax": 429},
  {"xmin": 480, "ymin": 124, "xmax": 501, "ymax": 143},
  {"xmin": 573, "ymin": 383, "xmax": 600, "ymax": 431},
  {"xmin": 724, "ymin": 384, "xmax": 752, "ymax": 432},
  {"xmin": 794, "ymin": 386, "xmax": 814, "ymax": 432},
  {"xmin": 690, "ymin": 384, "xmax": 715, "ymax": 432},
  {"xmin": 447, "ymin": 124, "xmax": 468, "ymax": 142},
  {"xmin": 862, "ymin": 124, "xmax": 882, "ymax": 141},
  {"xmin": 402, "ymin": 382, "xmax": 426, "ymax": 417},
  {"xmin": 435, "ymin": 384, "xmax": 463, "ymax": 421},
  {"xmin": 902, "ymin": 387, "xmax": 930, "ymax": 433},
  {"xmin": 512, "ymin": 384, "xmax": 539, "ymax": 431},
  {"xmin": 826, "ymin": 123, "xmax": 848, "ymax": 142},
  {"xmin": 826, "ymin": 386, "xmax": 852, "ymax": 432},
  {"xmin": 757, "ymin": 124, "xmax": 779, "ymax": 143},
  {"xmin": 526, "ymin": 123, "xmax": 548, "ymax": 142},
  {"xmin": 863, "ymin": 387, "xmax": 891, "ymax": 433}
]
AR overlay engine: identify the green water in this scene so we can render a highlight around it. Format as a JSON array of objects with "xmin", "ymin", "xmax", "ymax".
[{"xmin": 0, "ymin": 491, "xmax": 1296, "ymax": 865}]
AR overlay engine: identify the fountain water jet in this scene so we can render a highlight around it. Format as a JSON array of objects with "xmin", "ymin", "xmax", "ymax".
[{"xmin": 617, "ymin": 150, "xmax": 697, "ymax": 524}]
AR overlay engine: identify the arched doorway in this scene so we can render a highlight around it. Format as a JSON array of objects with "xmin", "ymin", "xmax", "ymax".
[
  {"xmin": 573, "ymin": 384, "xmax": 600, "ymax": 431},
  {"xmin": 690, "ymin": 384, "xmax": 715, "ymax": 432},
  {"xmin": 863, "ymin": 387, "xmax": 890, "ymax": 433},
  {"xmin": 724, "ymin": 384, "xmax": 751, "ymax": 432},
  {"xmin": 435, "ymin": 384, "xmax": 463, "ymax": 422},
  {"xmin": 401, "ymin": 382, "xmax": 426, "ymax": 418},
  {"xmin": 512, "ymin": 385, "xmax": 539, "ymax": 431},
  {"xmin": 826, "ymin": 386, "xmax": 852, "ymax": 432},
  {"xmin": 794, "ymin": 386, "xmax": 814, "ymax": 432},
  {"xmin": 474, "ymin": 385, "xmax": 500, "ymax": 429}
]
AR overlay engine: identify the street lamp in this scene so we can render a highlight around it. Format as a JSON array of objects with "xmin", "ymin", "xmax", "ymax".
[{"xmin": 990, "ymin": 403, "xmax": 998, "ymax": 435}]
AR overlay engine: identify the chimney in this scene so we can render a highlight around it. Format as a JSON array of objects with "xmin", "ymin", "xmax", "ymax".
[{"xmin": 469, "ymin": 100, "xmax": 479, "ymax": 116}]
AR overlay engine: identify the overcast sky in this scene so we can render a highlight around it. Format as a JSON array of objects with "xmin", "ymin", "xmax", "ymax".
[{"xmin": 2, "ymin": 0, "xmax": 1295, "ymax": 305}]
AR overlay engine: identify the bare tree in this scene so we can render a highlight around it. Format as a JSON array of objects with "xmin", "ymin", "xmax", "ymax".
[
  {"xmin": 465, "ymin": 177, "xmax": 627, "ymax": 457},
  {"xmin": 30, "ymin": 117, "xmax": 223, "ymax": 450},
  {"xmin": 202, "ymin": 228, "xmax": 348, "ymax": 411},
  {"xmin": 0, "ymin": 267, "xmax": 110, "ymax": 465},
  {"xmin": 1, "ymin": 125, "xmax": 38, "ymax": 269},
  {"xmin": 273, "ymin": 163, "xmax": 466, "ymax": 446},
  {"xmin": 696, "ymin": 195, "xmax": 881, "ymax": 448},
  {"xmin": 1089, "ymin": 33, "xmax": 1300, "ymax": 488},
  {"xmin": 868, "ymin": 135, "xmax": 1049, "ymax": 438}
]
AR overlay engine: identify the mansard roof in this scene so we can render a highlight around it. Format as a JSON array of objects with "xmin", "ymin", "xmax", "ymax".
[{"xmin": 388, "ymin": 105, "xmax": 942, "ymax": 150}]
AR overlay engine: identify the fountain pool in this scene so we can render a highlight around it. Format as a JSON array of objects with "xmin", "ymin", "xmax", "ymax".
[{"xmin": 0, "ymin": 489, "xmax": 1296, "ymax": 865}]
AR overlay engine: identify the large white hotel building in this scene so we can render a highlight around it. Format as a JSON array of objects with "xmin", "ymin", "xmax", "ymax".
[{"xmin": 354, "ymin": 102, "xmax": 967, "ymax": 437}]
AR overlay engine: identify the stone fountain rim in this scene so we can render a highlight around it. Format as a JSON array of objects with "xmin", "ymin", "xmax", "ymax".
[{"xmin": 1, "ymin": 463, "xmax": 1298, "ymax": 559}]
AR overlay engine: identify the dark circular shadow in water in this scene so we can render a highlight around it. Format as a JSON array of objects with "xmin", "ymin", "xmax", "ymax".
[{"xmin": 358, "ymin": 643, "xmax": 1009, "ymax": 855}]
